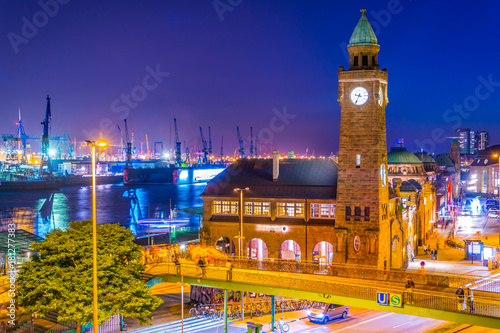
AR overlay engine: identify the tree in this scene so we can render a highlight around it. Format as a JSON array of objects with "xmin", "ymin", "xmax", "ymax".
[{"xmin": 16, "ymin": 220, "xmax": 162, "ymax": 332}]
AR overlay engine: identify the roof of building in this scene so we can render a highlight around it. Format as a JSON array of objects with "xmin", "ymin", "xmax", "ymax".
[
  {"xmin": 201, "ymin": 158, "xmax": 338, "ymax": 199},
  {"xmin": 399, "ymin": 181, "xmax": 418, "ymax": 192},
  {"xmin": 471, "ymin": 145, "xmax": 500, "ymax": 167},
  {"xmin": 387, "ymin": 150, "xmax": 422, "ymax": 164},
  {"xmin": 414, "ymin": 151, "xmax": 436, "ymax": 163},
  {"xmin": 435, "ymin": 153, "xmax": 455, "ymax": 168},
  {"xmin": 348, "ymin": 9, "xmax": 379, "ymax": 47}
]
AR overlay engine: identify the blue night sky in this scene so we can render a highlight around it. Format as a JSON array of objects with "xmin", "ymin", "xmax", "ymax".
[{"xmin": 1, "ymin": 1, "xmax": 499, "ymax": 157}]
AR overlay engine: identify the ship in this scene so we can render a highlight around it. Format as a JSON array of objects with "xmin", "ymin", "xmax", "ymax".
[{"xmin": 123, "ymin": 164, "xmax": 226, "ymax": 185}]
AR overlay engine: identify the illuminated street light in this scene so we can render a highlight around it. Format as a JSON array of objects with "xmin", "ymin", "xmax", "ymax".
[
  {"xmin": 494, "ymin": 154, "xmax": 500, "ymax": 244},
  {"xmin": 234, "ymin": 187, "xmax": 249, "ymax": 259},
  {"xmin": 86, "ymin": 140, "xmax": 107, "ymax": 332}
]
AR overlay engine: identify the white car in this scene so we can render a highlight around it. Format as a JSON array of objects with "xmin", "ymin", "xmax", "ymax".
[{"xmin": 488, "ymin": 210, "xmax": 499, "ymax": 218}]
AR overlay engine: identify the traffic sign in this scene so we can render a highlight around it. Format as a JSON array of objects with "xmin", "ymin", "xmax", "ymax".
[
  {"xmin": 377, "ymin": 292, "xmax": 389, "ymax": 306},
  {"xmin": 390, "ymin": 294, "xmax": 403, "ymax": 308}
]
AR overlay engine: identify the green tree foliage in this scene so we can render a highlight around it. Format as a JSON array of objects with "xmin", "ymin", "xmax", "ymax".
[{"xmin": 16, "ymin": 220, "xmax": 162, "ymax": 329}]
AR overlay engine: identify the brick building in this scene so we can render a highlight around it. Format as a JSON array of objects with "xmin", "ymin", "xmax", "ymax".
[{"xmin": 200, "ymin": 9, "xmax": 435, "ymax": 269}]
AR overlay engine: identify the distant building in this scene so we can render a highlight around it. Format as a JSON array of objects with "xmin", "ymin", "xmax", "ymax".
[
  {"xmin": 455, "ymin": 128, "xmax": 489, "ymax": 154},
  {"xmin": 467, "ymin": 145, "xmax": 500, "ymax": 194}
]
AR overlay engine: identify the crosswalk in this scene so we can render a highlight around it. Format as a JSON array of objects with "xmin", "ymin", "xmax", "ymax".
[{"xmin": 130, "ymin": 316, "xmax": 235, "ymax": 333}]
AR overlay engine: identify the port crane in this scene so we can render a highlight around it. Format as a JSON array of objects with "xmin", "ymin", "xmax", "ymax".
[
  {"xmin": 249, "ymin": 127, "xmax": 254, "ymax": 157},
  {"xmin": 174, "ymin": 118, "xmax": 182, "ymax": 167},
  {"xmin": 183, "ymin": 140, "xmax": 190, "ymax": 164},
  {"xmin": 117, "ymin": 125, "xmax": 124, "ymax": 161},
  {"xmin": 220, "ymin": 135, "xmax": 224, "ymax": 161},
  {"xmin": 124, "ymin": 119, "xmax": 132, "ymax": 169},
  {"xmin": 208, "ymin": 126, "xmax": 213, "ymax": 155},
  {"xmin": 199, "ymin": 127, "xmax": 208, "ymax": 164},
  {"xmin": 236, "ymin": 126, "xmax": 245, "ymax": 158}
]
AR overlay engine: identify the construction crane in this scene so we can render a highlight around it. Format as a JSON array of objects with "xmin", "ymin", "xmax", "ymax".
[
  {"xmin": 199, "ymin": 127, "xmax": 208, "ymax": 164},
  {"xmin": 208, "ymin": 126, "xmax": 213, "ymax": 155},
  {"xmin": 124, "ymin": 119, "xmax": 132, "ymax": 169},
  {"xmin": 145, "ymin": 134, "xmax": 150, "ymax": 159},
  {"xmin": 174, "ymin": 118, "xmax": 182, "ymax": 167},
  {"xmin": 41, "ymin": 95, "xmax": 51, "ymax": 159},
  {"xmin": 117, "ymin": 125, "xmax": 124, "ymax": 161},
  {"xmin": 220, "ymin": 135, "xmax": 224, "ymax": 161},
  {"xmin": 183, "ymin": 140, "xmax": 190, "ymax": 164},
  {"xmin": 236, "ymin": 126, "xmax": 245, "ymax": 158},
  {"xmin": 249, "ymin": 127, "xmax": 254, "ymax": 157}
]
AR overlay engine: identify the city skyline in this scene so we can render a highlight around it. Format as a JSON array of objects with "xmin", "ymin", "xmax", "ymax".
[{"xmin": 1, "ymin": 1, "xmax": 499, "ymax": 156}]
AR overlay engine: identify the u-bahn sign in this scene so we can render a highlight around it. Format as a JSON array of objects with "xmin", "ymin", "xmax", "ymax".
[{"xmin": 376, "ymin": 292, "xmax": 389, "ymax": 306}]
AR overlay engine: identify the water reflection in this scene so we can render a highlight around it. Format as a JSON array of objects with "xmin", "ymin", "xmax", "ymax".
[{"xmin": 0, "ymin": 183, "xmax": 206, "ymax": 239}]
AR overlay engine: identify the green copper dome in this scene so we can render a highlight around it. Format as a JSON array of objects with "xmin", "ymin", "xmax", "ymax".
[
  {"xmin": 388, "ymin": 150, "xmax": 422, "ymax": 164},
  {"xmin": 348, "ymin": 9, "xmax": 379, "ymax": 47}
]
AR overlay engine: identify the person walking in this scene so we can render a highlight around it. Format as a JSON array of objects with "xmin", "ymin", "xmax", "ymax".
[
  {"xmin": 405, "ymin": 277, "xmax": 415, "ymax": 304},
  {"xmin": 434, "ymin": 248, "xmax": 438, "ymax": 260},
  {"xmin": 466, "ymin": 287, "xmax": 474, "ymax": 313},
  {"xmin": 456, "ymin": 287, "xmax": 465, "ymax": 311},
  {"xmin": 226, "ymin": 259, "xmax": 233, "ymax": 281},
  {"xmin": 198, "ymin": 257, "xmax": 206, "ymax": 278},
  {"xmin": 173, "ymin": 256, "xmax": 181, "ymax": 275},
  {"xmin": 430, "ymin": 249, "xmax": 434, "ymax": 260}
]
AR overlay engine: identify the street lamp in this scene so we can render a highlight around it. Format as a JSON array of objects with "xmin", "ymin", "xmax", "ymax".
[
  {"xmin": 234, "ymin": 187, "xmax": 249, "ymax": 259},
  {"xmin": 86, "ymin": 139, "xmax": 107, "ymax": 333},
  {"xmin": 494, "ymin": 154, "xmax": 500, "ymax": 244}
]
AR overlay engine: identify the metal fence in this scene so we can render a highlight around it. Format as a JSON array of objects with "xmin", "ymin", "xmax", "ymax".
[{"xmin": 146, "ymin": 262, "xmax": 500, "ymax": 319}]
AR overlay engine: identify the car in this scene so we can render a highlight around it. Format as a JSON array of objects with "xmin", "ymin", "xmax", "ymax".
[
  {"xmin": 306, "ymin": 302, "xmax": 349, "ymax": 324},
  {"xmin": 488, "ymin": 209, "xmax": 499, "ymax": 218}
]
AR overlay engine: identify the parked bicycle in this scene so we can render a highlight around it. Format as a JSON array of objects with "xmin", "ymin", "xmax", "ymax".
[{"xmin": 269, "ymin": 319, "xmax": 290, "ymax": 332}]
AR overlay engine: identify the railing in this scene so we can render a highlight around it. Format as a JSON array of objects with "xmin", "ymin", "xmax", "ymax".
[
  {"xmin": 44, "ymin": 322, "xmax": 76, "ymax": 333},
  {"xmin": 144, "ymin": 252, "xmax": 481, "ymax": 290},
  {"xmin": 146, "ymin": 262, "xmax": 500, "ymax": 319}
]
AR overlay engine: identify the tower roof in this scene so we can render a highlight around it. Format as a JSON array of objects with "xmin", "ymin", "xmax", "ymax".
[
  {"xmin": 348, "ymin": 9, "xmax": 379, "ymax": 47},
  {"xmin": 388, "ymin": 150, "xmax": 422, "ymax": 164}
]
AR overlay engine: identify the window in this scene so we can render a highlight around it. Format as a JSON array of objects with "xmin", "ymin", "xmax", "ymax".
[
  {"xmin": 353, "ymin": 56, "xmax": 358, "ymax": 66},
  {"xmin": 372, "ymin": 55, "xmax": 375, "ymax": 66},
  {"xmin": 362, "ymin": 55, "xmax": 368, "ymax": 66},
  {"xmin": 311, "ymin": 203, "xmax": 336, "ymax": 218},
  {"xmin": 245, "ymin": 202, "xmax": 270, "ymax": 216},
  {"xmin": 213, "ymin": 201, "xmax": 238, "ymax": 215},
  {"xmin": 407, "ymin": 195, "xmax": 411, "ymax": 202},
  {"xmin": 355, "ymin": 206, "xmax": 361, "ymax": 216},
  {"xmin": 356, "ymin": 154, "xmax": 361, "ymax": 168},
  {"xmin": 277, "ymin": 203, "xmax": 304, "ymax": 217},
  {"xmin": 364, "ymin": 207, "xmax": 370, "ymax": 221},
  {"xmin": 346, "ymin": 206, "xmax": 351, "ymax": 216}
]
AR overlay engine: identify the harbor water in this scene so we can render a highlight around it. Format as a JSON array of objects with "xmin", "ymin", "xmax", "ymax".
[{"xmin": 0, "ymin": 182, "xmax": 207, "ymax": 240}]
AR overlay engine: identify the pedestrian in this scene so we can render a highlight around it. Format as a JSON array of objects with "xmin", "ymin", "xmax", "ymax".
[
  {"xmin": 405, "ymin": 277, "xmax": 415, "ymax": 304},
  {"xmin": 226, "ymin": 259, "xmax": 233, "ymax": 281},
  {"xmin": 456, "ymin": 287, "xmax": 465, "ymax": 311},
  {"xmin": 434, "ymin": 248, "xmax": 438, "ymax": 260},
  {"xmin": 198, "ymin": 257, "xmax": 206, "ymax": 278},
  {"xmin": 423, "ymin": 245, "xmax": 428, "ymax": 255},
  {"xmin": 173, "ymin": 256, "xmax": 181, "ymax": 275},
  {"xmin": 430, "ymin": 249, "xmax": 434, "ymax": 260},
  {"xmin": 411, "ymin": 250, "xmax": 415, "ymax": 262},
  {"xmin": 466, "ymin": 287, "xmax": 474, "ymax": 313}
]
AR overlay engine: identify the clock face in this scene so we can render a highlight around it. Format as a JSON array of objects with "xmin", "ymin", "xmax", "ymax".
[
  {"xmin": 378, "ymin": 87, "xmax": 383, "ymax": 106},
  {"xmin": 350, "ymin": 87, "xmax": 369, "ymax": 106}
]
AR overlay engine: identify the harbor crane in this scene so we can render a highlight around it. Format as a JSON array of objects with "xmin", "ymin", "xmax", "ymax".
[
  {"xmin": 208, "ymin": 126, "xmax": 213, "ymax": 155},
  {"xmin": 236, "ymin": 126, "xmax": 245, "ymax": 158},
  {"xmin": 174, "ymin": 118, "xmax": 182, "ymax": 166},
  {"xmin": 183, "ymin": 140, "xmax": 190, "ymax": 164},
  {"xmin": 250, "ymin": 127, "xmax": 254, "ymax": 157},
  {"xmin": 124, "ymin": 119, "xmax": 132, "ymax": 169},
  {"xmin": 220, "ymin": 135, "xmax": 224, "ymax": 161},
  {"xmin": 199, "ymin": 127, "xmax": 208, "ymax": 164},
  {"xmin": 117, "ymin": 125, "xmax": 124, "ymax": 161}
]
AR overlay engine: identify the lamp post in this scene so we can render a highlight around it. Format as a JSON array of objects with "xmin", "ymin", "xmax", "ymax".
[
  {"xmin": 86, "ymin": 139, "xmax": 107, "ymax": 333},
  {"xmin": 234, "ymin": 187, "xmax": 249, "ymax": 259},
  {"xmin": 495, "ymin": 154, "xmax": 500, "ymax": 244}
]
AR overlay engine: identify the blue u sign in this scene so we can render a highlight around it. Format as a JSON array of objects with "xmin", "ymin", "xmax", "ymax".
[{"xmin": 377, "ymin": 292, "xmax": 389, "ymax": 306}]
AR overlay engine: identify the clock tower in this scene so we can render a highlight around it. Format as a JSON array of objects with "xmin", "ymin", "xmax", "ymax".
[{"xmin": 333, "ymin": 9, "xmax": 391, "ymax": 269}]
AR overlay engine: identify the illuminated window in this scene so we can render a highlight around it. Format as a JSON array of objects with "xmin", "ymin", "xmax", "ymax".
[
  {"xmin": 311, "ymin": 203, "xmax": 336, "ymax": 218},
  {"xmin": 213, "ymin": 201, "xmax": 238, "ymax": 215},
  {"xmin": 356, "ymin": 154, "xmax": 361, "ymax": 168},
  {"xmin": 245, "ymin": 202, "xmax": 270, "ymax": 216},
  {"xmin": 277, "ymin": 203, "xmax": 304, "ymax": 217}
]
